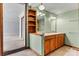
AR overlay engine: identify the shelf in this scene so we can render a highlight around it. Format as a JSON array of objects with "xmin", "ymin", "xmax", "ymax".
[
  {"xmin": 28, "ymin": 14, "xmax": 36, "ymax": 17},
  {"xmin": 28, "ymin": 20, "xmax": 35, "ymax": 22},
  {"xmin": 28, "ymin": 21, "xmax": 36, "ymax": 24},
  {"xmin": 29, "ymin": 9, "xmax": 36, "ymax": 12},
  {"xmin": 28, "ymin": 17, "xmax": 36, "ymax": 21},
  {"xmin": 28, "ymin": 25, "xmax": 36, "ymax": 26},
  {"xmin": 28, "ymin": 9, "xmax": 36, "ymax": 33},
  {"xmin": 28, "ymin": 21, "xmax": 36, "ymax": 23}
]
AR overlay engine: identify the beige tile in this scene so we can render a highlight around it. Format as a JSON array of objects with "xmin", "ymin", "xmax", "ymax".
[
  {"xmin": 6, "ymin": 46, "xmax": 79, "ymax": 56},
  {"xmin": 7, "ymin": 49, "xmax": 38, "ymax": 56},
  {"xmin": 48, "ymin": 46, "xmax": 79, "ymax": 56}
]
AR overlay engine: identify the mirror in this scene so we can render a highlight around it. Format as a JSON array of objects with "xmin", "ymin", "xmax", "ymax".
[
  {"xmin": 37, "ymin": 13, "xmax": 45, "ymax": 33},
  {"xmin": 37, "ymin": 11, "xmax": 57, "ymax": 33}
]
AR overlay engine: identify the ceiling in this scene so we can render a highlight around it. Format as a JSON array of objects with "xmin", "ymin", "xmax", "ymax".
[{"xmin": 30, "ymin": 3, "xmax": 79, "ymax": 15}]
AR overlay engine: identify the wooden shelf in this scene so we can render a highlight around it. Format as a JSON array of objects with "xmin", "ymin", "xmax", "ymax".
[
  {"xmin": 28, "ymin": 20, "xmax": 35, "ymax": 22},
  {"xmin": 28, "ymin": 9, "xmax": 37, "ymax": 33},
  {"xmin": 28, "ymin": 25, "xmax": 36, "ymax": 26},
  {"xmin": 29, "ymin": 9, "xmax": 36, "ymax": 12},
  {"xmin": 28, "ymin": 17, "xmax": 35, "ymax": 22},
  {"xmin": 28, "ymin": 14, "xmax": 36, "ymax": 17}
]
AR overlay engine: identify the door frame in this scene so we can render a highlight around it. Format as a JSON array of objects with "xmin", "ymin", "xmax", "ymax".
[
  {"xmin": 0, "ymin": 3, "xmax": 3, "ymax": 56},
  {"xmin": 3, "ymin": 4, "xmax": 27, "ymax": 55},
  {"xmin": 0, "ymin": 3, "xmax": 28, "ymax": 56}
]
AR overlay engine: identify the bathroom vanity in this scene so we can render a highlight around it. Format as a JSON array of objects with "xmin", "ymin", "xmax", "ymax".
[{"xmin": 30, "ymin": 33, "xmax": 65, "ymax": 55}]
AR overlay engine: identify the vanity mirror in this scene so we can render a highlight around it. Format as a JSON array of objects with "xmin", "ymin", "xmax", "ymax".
[{"xmin": 37, "ymin": 10, "xmax": 57, "ymax": 33}]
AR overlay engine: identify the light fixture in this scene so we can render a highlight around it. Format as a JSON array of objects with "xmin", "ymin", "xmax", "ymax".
[
  {"xmin": 39, "ymin": 3, "xmax": 45, "ymax": 11},
  {"xmin": 37, "ymin": 11, "xmax": 45, "ymax": 16},
  {"xmin": 50, "ymin": 16, "xmax": 56, "ymax": 19},
  {"xmin": 40, "ymin": 13, "xmax": 45, "ymax": 16}
]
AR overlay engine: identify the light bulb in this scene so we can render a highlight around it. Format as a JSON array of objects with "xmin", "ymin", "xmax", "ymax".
[{"xmin": 39, "ymin": 4, "xmax": 45, "ymax": 10}]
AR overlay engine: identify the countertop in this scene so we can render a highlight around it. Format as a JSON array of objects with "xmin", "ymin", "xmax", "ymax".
[
  {"xmin": 44, "ymin": 33, "xmax": 64, "ymax": 36},
  {"xmin": 30, "ymin": 32, "xmax": 64, "ymax": 36}
]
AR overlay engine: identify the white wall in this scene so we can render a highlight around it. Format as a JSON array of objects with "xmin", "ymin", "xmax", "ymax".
[
  {"xmin": 57, "ymin": 9, "xmax": 79, "ymax": 48},
  {"xmin": 3, "ymin": 3, "xmax": 25, "ymax": 37}
]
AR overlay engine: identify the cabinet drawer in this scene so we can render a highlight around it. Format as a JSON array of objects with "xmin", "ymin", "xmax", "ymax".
[
  {"xmin": 56, "ymin": 34, "xmax": 64, "ymax": 37},
  {"xmin": 45, "ymin": 35, "xmax": 56, "ymax": 40}
]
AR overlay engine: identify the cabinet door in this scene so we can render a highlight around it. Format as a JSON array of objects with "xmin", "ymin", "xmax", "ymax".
[
  {"xmin": 56, "ymin": 35, "xmax": 59, "ymax": 48},
  {"xmin": 59, "ymin": 34, "xmax": 64, "ymax": 46},
  {"xmin": 56, "ymin": 35, "xmax": 60, "ymax": 48},
  {"xmin": 50, "ymin": 38, "xmax": 56, "ymax": 52},
  {"xmin": 56, "ymin": 34, "xmax": 64, "ymax": 48},
  {"xmin": 44, "ymin": 40, "xmax": 50, "ymax": 55}
]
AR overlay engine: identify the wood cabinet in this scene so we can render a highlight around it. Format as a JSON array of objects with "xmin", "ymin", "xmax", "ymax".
[
  {"xmin": 44, "ymin": 34, "xmax": 64, "ymax": 55},
  {"xmin": 44, "ymin": 35, "xmax": 56, "ymax": 55},
  {"xmin": 28, "ymin": 9, "xmax": 37, "ymax": 33},
  {"xmin": 50, "ymin": 37, "xmax": 56, "ymax": 52},
  {"xmin": 44, "ymin": 39, "xmax": 50, "ymax": 54},
  {"xmin": 56, "ymin": 34, "xmax": 64, "ymax": 48}
]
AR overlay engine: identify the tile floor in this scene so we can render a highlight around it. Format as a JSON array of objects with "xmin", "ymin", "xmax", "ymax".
[
  {"xmin": 6, "ymin": 46, "xmax": 79, "ymax": 56},
  {"xmin": 48, "ymin": 46, "xmax": 79, "ymax": 56}
]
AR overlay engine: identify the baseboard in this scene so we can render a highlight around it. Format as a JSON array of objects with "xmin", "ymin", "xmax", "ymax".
[
  {"xmin": 3, "ymin": 47, "xmax": 27, "ymax": 56},
  {"xmin": 64, "ymin": 44, "xmax": 79, "ymax": 51},
  {"xmin": 26, "ymin": 47, "xmax": 30, "ymax": 49}
]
